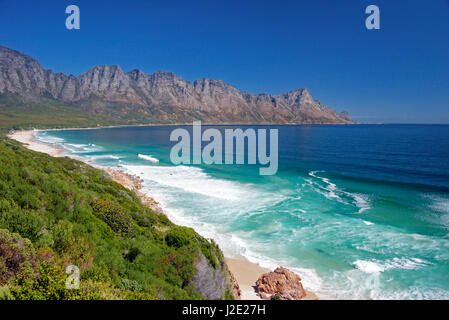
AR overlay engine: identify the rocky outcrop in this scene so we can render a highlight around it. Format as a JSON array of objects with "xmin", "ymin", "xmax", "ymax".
[
  {"xmin": 104, "ymin": 169, "xmax": 164, "ymax": 214},
  {"xmin": 193, "ymin": 252, "xmax": 241, "ymax": 300},
  {"xmin": 229, "ymin": 271, "xmax": 241, "ymax": 300},
  {"xmin": 255, "ymin": 266, "xmax": 306, "ymax": 300},
  {"xmin": 0, "ymin": 46, "xmax": 353, "ymax": 124}
]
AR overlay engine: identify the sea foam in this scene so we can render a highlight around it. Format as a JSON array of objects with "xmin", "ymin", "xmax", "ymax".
[
  {"xmin": 124, "ymin": 164, "xmax": 248, "ymax": 200},
  {"xmin": 354, "ymin": 257, "xmax": 430, "ymax": 274},
  {"xmin": 138, "ymin": 154, "xmax": 159, "ymax": 163},
  {"xmin": 308, "ymin": 171, "xmax": 371, "ymax": 213},
  {"xmin": 35, "ymin": 132, "xmax": 65, "ymax": 144}
]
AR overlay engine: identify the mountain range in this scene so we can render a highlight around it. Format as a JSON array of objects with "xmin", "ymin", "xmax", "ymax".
[{"xmin": 0, "ymin": 46, "xmax": 353, "ymax": 125}]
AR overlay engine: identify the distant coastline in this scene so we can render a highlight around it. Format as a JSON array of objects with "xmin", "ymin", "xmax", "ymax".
[{"xmin": 14, "ymin": 121, "xmax": 356, "ymax": 133}]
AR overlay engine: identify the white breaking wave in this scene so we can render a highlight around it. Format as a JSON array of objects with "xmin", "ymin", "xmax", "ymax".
[
  {"xmin": 66, "ymin": 143, "xmax": 87, "ymax": 149},
  {"xmin": 89, "ymin": 154, "xmax": 121, "ymax": 160},
  {"xmin": 309, "ymin": 171, "xmax": 341, "ymax": 200},
  {"xmin": 353, "ymin": 193, "xmax": 371, "ymax": 213},
  {"xmin": 354, "ymin": 257, "xmax": 431, "ymax": 274},
  {"xmin": 35, "ymin": 133, "xmax": 65, "ymax": 144},
  {"xmin": 325, "ymin": 263, "xmax": 449, "ymax": 300},
  {"xmin": 353, "ymin": 260, "xmax": 385, "ymax": 274},
  {"xmin": 64, "ymin": 143, "xmax": 102, "ymax": 153},
  {"xmin": 308, "ymin": 171, "xmax": 371, "ymax": 213},
  {"xmin": 124, "ymin": 165, "xmax": 249, "ymax": 200},
  {"xmin": 138, "ymin": 154, "xmax": 159, "ymax": 163}
]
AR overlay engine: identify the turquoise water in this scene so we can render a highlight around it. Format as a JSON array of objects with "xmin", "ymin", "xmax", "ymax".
[{"xmin": 36, "ymin": 125, "xmax": 449, "ymax": 299}]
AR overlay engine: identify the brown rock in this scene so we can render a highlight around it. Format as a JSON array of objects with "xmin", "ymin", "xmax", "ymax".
[
  {"xmin": 256, "ymin": 266, "xmax": 306, "ymax": 300},
  {"xmin": 229, "ymin": 271, "xmax": 242, "ymax": 300},
  {"xmin": 105, "ymin": 168, "xmax": 164, "ymax": 214}
]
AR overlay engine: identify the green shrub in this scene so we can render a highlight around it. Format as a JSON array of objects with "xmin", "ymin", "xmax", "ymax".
[
  {"xmin": 0, "ymin": 228, "xmax": 37, "ymax": 284},
  {"xmin": 9, "ymin": 262, "xmax": 68, "ymax": 300},
  {"xmin": 0, "ymin": 209, "xmax": 45, "ymax": 243},
  {"xmin": 91, "ymin": 198, "xmax": 135, "ymax": 237},
  {"xmin": 124, "ymin": 247, "xmax": 141, "ymax": 262},
  {"xmin": 0, "ymin": 286, "xmax": 14, "ymax": 300},
  {"xmin": 51, "ymin": 220, "xmax": 75, "ymax": 254},
  {"xmin": 165, "ymin": 226, "xmax": 194, "ymax": 248},
  {"xmin": 120, "ymin": 278, "xmax": 143, "ymax": 292}
]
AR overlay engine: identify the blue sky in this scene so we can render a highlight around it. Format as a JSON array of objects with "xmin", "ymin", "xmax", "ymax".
[{"xmin": 0, "ymin": 0, "xmax": 448, "ymax": 123}]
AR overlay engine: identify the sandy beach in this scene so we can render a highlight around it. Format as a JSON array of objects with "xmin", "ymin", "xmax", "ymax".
[
  {"xmin": 225, "ymin": 257, "xmax": 269, "ymax": 299},
  {"xmin": 8, "ymin": 129, "xmax": 67, "ymax": 157},
  {"xmin": 7, "ymin": 129, "xmax": 317, "ymax": 300}
]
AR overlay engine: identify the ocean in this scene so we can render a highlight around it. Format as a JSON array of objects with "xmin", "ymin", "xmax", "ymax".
[{"xmin": 36, "ymin": 124, "xmax": 449, "ymax": 299}]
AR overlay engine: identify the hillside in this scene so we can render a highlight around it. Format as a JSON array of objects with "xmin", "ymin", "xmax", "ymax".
[
  {"xmin": 0, "ymin": 46, "xmax": 353, "ymax": 128},
  {"xmin": 0, "ymin": 137, "xmax": 236, "ymax": 300}
]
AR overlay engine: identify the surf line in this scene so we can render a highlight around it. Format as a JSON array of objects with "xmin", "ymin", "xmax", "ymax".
[{"xmin": 169, "ymin": 121, "xmax": 278, "ymax": 175}]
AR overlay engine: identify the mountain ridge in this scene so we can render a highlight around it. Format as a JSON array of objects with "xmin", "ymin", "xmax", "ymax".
[{"xmin": 0, "ymin": 46, "xmax": 353, "ymax": 124}]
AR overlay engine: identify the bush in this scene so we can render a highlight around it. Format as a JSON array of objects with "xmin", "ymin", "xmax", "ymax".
[
  {"xmin": 120, "ymin": 278, "xmax": 143, "ymax": 292},
  {"xmin": 51, "ymin": 220, "xmax": 75, "ymax": 254},
  {"xmin": 91, "ymin": 198, "xmax": 135, "ymax": 237},
  {"xmin": 165, "ymin": 227, "xmax": 194, "ymax": 248},
  {"xmin": 0, "ymin": 229, "xmax": 37, "ymax": 284},
  {"xmin": 124, "ymin": 247, "xmax": 141, "ymax": 263},
  {"xmin": 0, "ymin": 209, "xmax": 45, "ymax": 243},
  {"xmin": 9, "ymin": 262, "xmax": 68, "ymax": 300},
  {"xmin": 0, "ymin": 286, "xmax": 14, "ymax": 300}
]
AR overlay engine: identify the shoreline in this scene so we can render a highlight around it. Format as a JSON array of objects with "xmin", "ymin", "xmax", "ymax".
[
  {"xmin": 11, "ymin": 121, "xmax": 357, "ymax": 134},
  {"xmin": 8, "ymin": 129, "xmax": 67, "ymax": 157},
  {"xmin": 7, "ymin": 129, "xmax": 318, "ymax": 300}
]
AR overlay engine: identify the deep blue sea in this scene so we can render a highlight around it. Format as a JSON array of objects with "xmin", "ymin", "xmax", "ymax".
[{"xmin": 37, "ymin": 124, "xmax": 449, "ymax": 299}]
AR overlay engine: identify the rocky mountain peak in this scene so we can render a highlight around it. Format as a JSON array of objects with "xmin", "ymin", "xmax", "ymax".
[
  {"xmin": 151, "ymin": 71, "xmax": 177, "ymax": 81},
  {"xmin": 0, "ymin": 46, "xmax": 37, "ymax": 67},
  {"xmin": 0, "ymin": 46, "xmax": 354, "ymax": 124},
  {"xmin": 127, "ymin": 69, "xmax": 146, "ymax": 81}
]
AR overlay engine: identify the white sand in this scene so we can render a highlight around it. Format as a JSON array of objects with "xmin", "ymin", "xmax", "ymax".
[
  {"xmin": 7, "ymin": 130, "xmax": 66, "ymax": 157},
  {"xmin": 225, "ymin": 257, "xmax": 269, "ymax": 300}
]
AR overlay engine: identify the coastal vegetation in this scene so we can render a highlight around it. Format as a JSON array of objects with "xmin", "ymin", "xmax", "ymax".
[
  {"xmin": 0, "ymin": 137, "xmax": 232, "ymax": 300},
  {"xmin": 0, "ymin": 93, "xmax": 122, "ymax": 131}
]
